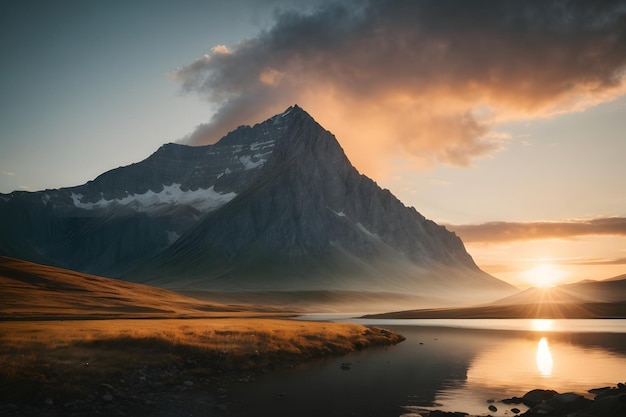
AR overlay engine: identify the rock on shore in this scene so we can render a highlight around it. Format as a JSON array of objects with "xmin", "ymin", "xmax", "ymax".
[
  {"xmin": 515, "ymin": 383, "xmax": 626, "ymax": 417},
  {"xmin": 422, "ymin": 382, "xmax": 626, "ymax": 417}
]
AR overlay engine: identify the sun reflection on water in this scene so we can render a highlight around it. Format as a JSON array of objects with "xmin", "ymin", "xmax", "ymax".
[
  {"xmin": 536, "ymin": 337, "xmax": 553, "ymax": 376},
  {"xmin": 531, "ymin": 319, "xmax": 554, "ymax": 332}
]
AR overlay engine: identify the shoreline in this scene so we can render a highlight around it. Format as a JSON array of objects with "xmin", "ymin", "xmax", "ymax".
[
  {"xmin": 0, "ymin": 317, "xmax": 404, "ymax": 416},
  {"xmin": 362, "ymin": 302, "xmax": 626, "ymax": 320}
]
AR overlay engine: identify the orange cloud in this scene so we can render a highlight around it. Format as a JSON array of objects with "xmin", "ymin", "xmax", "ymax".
[
  {"xmin": 171, "ymin": 0, "xmax": 626, "ymax": 178},
  {"xmin": 563, "ymin": 257, "xmax": 626, "ymax": 266},
  {"xmin": 447, "ymin": 218, "xmax": 626, "ymax": 243}
]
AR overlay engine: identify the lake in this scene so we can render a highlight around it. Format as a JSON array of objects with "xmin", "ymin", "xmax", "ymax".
[{"xmin": 228, "ymin": 318, "xmax": 626, "ymax": 417}]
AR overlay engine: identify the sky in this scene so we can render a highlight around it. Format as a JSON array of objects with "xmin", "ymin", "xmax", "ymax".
[{"xmin": 1, "ymin": 0, "xmax": 626, "ymax": 288}]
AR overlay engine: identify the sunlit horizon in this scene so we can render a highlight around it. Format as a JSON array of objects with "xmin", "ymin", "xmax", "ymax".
[
  {"xmin": 524, "ymin": 264, "xmax": 568, "ymax": 288},
  {"xmin": 463, "ymin": 234, "xmax": 626, "ymax": 288}
]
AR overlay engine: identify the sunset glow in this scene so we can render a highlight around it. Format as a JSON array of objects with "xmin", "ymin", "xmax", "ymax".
[
  {"xmin": 1, "ymin": 3, "xmax": 626, "ymax": 417},
  {"xmin": 524, "ymin": 264, "xmax": 568, "ymax": 288},
  {"xmin": 1, "ymin": 1, "xmax": 625, "ymax": 290}
]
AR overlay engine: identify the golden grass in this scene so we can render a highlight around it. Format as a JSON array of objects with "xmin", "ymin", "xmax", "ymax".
[
  {"xmin": 0, "ymin": 257, "xmax": 404, "ymax": 405},
  {"xmin": 0, "ymin": 318, "xmax": 395, "ymax": 354},
  {"xmin": 0, "ymin": 256, "xmax": 286, "ymax": 319},
  {"xmin": 0, "ymin": 318, "xmax": 403, "ymax": 404}
]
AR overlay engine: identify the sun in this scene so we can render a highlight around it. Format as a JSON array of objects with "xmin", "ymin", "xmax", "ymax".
[{"xmin": 524, "ymin": 264, "xmax": 567, "ymax": 288}]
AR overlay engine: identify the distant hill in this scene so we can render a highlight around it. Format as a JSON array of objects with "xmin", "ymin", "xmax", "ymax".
[
  {"xmin": 0, "ymin": 257, "xmax": 270, "ymax": 320},
  {"xmin": 605, "ymin": 273, "xmax": 626, "ymax": 282},
  {"xmin": 364, "ymin": 275, "xmax": 626, "ymax": 319},
  {"xmin": 492, "ymin": 276, "xmax": 626, "ymax": 305}
]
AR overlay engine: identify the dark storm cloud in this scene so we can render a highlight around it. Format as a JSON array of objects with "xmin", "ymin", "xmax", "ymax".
[
  {"xmin": 171, "ymin": 0, "xmax": 626, "ymax": 175},
  {"xmin": 447, "ymin": 217, "xmax": 626, "ymax": 243}
]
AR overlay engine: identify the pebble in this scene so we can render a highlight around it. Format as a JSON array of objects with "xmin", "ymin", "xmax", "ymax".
[
  {"xmin": 502, "ymin": 396, "xmax": 524, "ymax": 404},
  {"xmin": 0, "ymin": 404, "xmax": 18, "ymax": 412}
]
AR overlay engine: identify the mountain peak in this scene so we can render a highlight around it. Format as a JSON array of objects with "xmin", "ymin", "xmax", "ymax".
[
  {"xmin": 276, "ymin": 104, "xmax": 305, "ymax": 117},
  {"xmin": 129, "ymin": 106, "xmax": 514, "ymax": 301},
  {"xmin": 0, "ymin": 106, "xmax": 515, "ymax": 305}
]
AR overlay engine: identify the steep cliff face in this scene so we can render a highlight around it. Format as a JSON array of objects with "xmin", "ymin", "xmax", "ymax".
[
  {"xmin": 130, "ymin": 106, "xmax": 512, "ymax": 298},
  {"xmin": 0, "ymin": 105, "xmax": 513, "ymax": 301}
]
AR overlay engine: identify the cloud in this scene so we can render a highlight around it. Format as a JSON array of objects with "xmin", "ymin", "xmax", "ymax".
[
  {"xmin": 171, "ymin": 0, "xmax": 626, "ymax": 177},
  {"xmin": 563, "ymin": 257, "xmax": 626, "ymax": 266},
  {"xmin": 447, "ymin": 217, "xmax": 626, "ymax": 243},
  {"xmin": 2, "ymin": 171, "xmax": 15, "ymax": 176}
]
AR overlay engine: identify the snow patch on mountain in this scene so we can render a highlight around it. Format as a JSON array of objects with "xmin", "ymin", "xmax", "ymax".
[
  {"xmin": 216, "ymin": 168, "xmax": 231, "ymax": 179},
  {"xmin": 239, "ymin": 155, "xmax": 265, "ymax": 170},
  {"xmin": 330, "ymin": 208, "xmax": 380, "ymax": 240},
  {"xmin": 331, "ymin": 209, "xmax": 347, "ymax": 217},
  {"xmin": 250, "ymin": 140, "xmax": 275, "ymax": 151},
  {"xmin": 71, "ymin": 184, "xmax": 236, "ymax": 213},
  {"xmin": 167, "ymin": 231, "xmax": 180, "ymax": 244},
  {"xmin": 356, "ymin": 222, "xmax": 380, "ymax": 240}
]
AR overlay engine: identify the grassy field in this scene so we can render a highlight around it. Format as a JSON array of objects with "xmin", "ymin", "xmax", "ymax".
[
  {"xmin": 0, "ymin": 257, "xmax": 403, "ymax": 409},
  {"xmin": 0, "ymin": 318, "xmax": 402, "ymax": 406}
]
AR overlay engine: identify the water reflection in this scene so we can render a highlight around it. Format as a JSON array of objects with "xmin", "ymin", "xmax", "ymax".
[
  {"xmin": 536, "ymin": 337, "xmax": 553, "ymax": 376},
  {"xmin": 230, "ymin": 321, "xmax": 626, "ymax": 417},
  {"xmin": 531, "ymin": 318, "xmax": 553, "ymax": 332},
  {"xmin": 434, "ymin": 328, "xmax": 625, "ymax": 415}
]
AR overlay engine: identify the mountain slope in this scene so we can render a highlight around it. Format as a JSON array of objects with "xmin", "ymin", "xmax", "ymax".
[
  {"xmin": 0, "ymin": 256, "xmax": 263, "ymax": 320},
  {"xmin": 129, "ymin": 106, "xmax": 514, "ymax": 302}
]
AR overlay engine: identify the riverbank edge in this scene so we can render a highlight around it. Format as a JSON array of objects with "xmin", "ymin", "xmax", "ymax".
[
  {"xmin": 362, "ymin": 301, "xmax": 626, "ymax": 320},
  {"xmin": 0, "ymin": 317, "xmax": 405, "ymax": 416}
]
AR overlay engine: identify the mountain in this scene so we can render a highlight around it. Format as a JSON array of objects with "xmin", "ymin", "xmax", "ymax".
[
  {"xmin": 0, "ymin": 122, "xmax": 278, "ymax": 275},
  {"xmin": 0, "ymin": 105, "xmax": 515, "ymax": 304}
]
